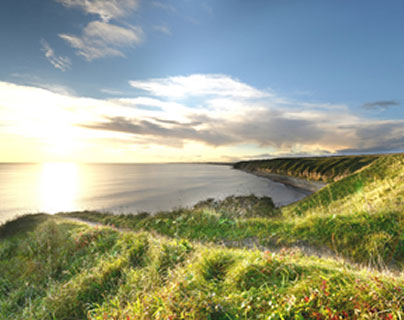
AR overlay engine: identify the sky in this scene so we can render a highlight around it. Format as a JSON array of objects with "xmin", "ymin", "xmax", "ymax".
[{"xmin": 0, "ymin": 0, "xmax": 404, "ymax": 163}]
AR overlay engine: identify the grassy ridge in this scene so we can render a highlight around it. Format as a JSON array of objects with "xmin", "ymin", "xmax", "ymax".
[
  {"xmin": 1, "ymin": 152, "xmax": 404, "ymax": 319},
  {"xmin": 234, "ymin": 154, "xmax": 380, "ymax": 182},
  {"xmin": 283, "ymin": 153, "xmax": 404, "ymax": 216},
  {"xmin": 2, "ymin": 216, "xmax": 404, "ymax": 319}
]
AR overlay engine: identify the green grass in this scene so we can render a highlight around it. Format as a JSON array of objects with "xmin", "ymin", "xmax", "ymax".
[
  {"xmin": 234, "ymin": 154, "xmax": 381, "ymax": 182},
  {"xmin": 61, "ymin": 154, "xmax": 404, "ymax": 267},
  {"xmin": 1, "ymin": 152, "xmax": 404, "ymax": 319},
  {"xmin": 2, "ymin": 216, "xmax": 404, "ymax": 319}
]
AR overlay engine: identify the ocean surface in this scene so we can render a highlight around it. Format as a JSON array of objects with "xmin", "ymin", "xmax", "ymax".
[{"xmin": 0, "ymin": 163, "xmax": 308, "ymax": 224}]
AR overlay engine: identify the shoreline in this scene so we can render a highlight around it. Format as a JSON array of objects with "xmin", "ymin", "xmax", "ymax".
[{"xmin": 236, "ymin": 168, "xmax": 327, "ymax": 194}]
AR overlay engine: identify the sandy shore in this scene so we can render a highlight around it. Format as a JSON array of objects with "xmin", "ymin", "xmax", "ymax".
[{"xmin": 238, "ymin": 168, "xmax": 327, "ymax": 194}]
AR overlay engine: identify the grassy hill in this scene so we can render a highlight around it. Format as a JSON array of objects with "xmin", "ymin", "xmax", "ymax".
[
  {"xmin": 1, "ymin": 153, "xmax": 404, "ymax": 319},
  {"xmin": 234, "ymin": 154, "xmax": 380, "ymax": 182}
]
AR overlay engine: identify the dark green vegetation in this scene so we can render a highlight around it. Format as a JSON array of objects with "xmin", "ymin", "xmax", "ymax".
[
  {"xmin": 194, "ymin": 195, "xmax": 277, "ymax": 218},
  {"xmin": 1, "ymin": 153, "xmax": 404, "ymax": 319},
  {"xmin": 234, "ymin": 154, "xmax": 380, "ymax": 182}
]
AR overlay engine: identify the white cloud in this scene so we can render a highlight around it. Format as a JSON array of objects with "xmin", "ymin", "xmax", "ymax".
[
  {"xmin": 129, "ymin": 74, "xmax": 270, "ymax": 99},
  {"xmin": 113, "ymin": 97, "xmax": 186, "ymax": 111},
  {"xmin": 55, "ymin": 0, "xmax": 139, "ymax": 22},
  {"xmin": 100, "ymin": 88, "xmax": 125, "ymax": 95},
  {"xmin": 59, "ymin": 21, "xmax": 143, "ymax": 61},
  {"xmin": 2, "ymin": 76, "xmax": 404, "ymax": 162},
  {"xmin": 40, "ymin": 39, "xmax": 72, "ymax": 72},
  {"xmin": 10, "ymin": 72, "xmax": 75, "ymax": 96}
]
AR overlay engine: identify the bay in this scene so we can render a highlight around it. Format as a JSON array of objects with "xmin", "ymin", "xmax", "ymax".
[{"xmin": 0, "ymin": 163, "xmax": 308, "ymax": 224}]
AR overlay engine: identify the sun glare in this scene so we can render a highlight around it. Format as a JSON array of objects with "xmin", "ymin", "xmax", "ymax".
[{"xmin": 39, "ymin": 162, "xmax": 79, "ymax": 213}]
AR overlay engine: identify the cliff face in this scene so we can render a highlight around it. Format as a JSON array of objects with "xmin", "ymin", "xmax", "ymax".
[{"xmin": 234, "ymin": 154, "xmax": 380, "ymax": 183}]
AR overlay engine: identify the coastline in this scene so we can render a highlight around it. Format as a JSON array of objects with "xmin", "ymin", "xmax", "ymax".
[{"xmin": 236, "ymin": 168, "xmax": 327, "ymax": 194}]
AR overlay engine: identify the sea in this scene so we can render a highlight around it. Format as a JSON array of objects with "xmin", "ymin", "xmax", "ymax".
[{"xmin": 0, "ymin": 162, "xmax": 308, "ymax": 224}]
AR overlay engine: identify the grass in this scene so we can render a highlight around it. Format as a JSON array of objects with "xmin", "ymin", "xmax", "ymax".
[
  {"xmin": 2, "ymin": 216, "xmax": 404, "ymax": 319},
  {"xmin": 61, "ymin": 154, "xmax": 404, "ymax": 266},
  {"xmin": 1, "ymin": 152, "xmax": 404, "ymax": 319},
  {"xmin": 234, "ymin": 154, "xmax": 381, "ymax": 182}
]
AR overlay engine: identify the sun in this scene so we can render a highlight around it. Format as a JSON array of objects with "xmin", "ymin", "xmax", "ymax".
[{"xmin": 39, "ymin": 162, "xmax": 79, "ymax": 213}]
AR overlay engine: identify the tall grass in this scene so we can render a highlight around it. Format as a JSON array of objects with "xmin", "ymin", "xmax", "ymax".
[{"xmin": 2, "ymin": 217, "xmax": 404, "ymax": 319}]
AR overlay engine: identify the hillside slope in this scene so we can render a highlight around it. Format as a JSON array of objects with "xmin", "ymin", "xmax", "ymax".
[
  {"xmin": 234, "ymin": 154, "xmax": 380, "ymax": 182},
  {"xmin": 1, "ymin": 153, "xmax": 404, "ymax": 319},
  {"xmin": 2, "ymin": 214, "xmax": 404, "ymax": 319}
]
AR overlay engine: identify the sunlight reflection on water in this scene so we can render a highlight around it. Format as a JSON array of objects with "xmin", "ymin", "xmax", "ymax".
[
  {"xmin": 39, "ymin": 162, "xmax": 79, "ymax": 214},
  {"xmin": 0, "ymin": 163, "xmax": 308, "ymax": 223}
]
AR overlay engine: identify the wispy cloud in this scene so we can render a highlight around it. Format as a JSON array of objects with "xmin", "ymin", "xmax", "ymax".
[
  {"xmin": 152, "ymin": 1, "xmax": 177, "ymax": 13},
  {"xmin": 153, "ymin": 25, "xmax": 172, "ymax": 36},
  {"xmin": 40, "ymin": 39, "xmax": 72, "ymax": 71},
  {"xmin": 337, "ymin": 121, "xmax": 404, "ymax": 153},
  {"xmin": 100, "ymin": 88, "xmax": 126, "ymax": 95},
  {"xmin": 10, "ymin": 72, "xmax": 75, "ymax": 95},
  {"xmin": 59, "ymin": 21, "xmax": 143, "ymax": 61},
  {"xmin": 201, "ymin": 2, "xmax": 213, "ymax": 16},
  {"xmin": 81, "ymin": 116, "xmax": 237, "ymax": 147},
  {"xmin": 129, "ymin": 74, "xmax": 270, "ymax": 99},
  {"xmin": 55, "ymin": 0, "xmax": 139, "ymax": 22},
  {"xmin": 362, "ymin": 100, "xmax": 400, "ymax": 110},
  {"xmin": 55, "ymin": 0, "xmax": 142, "ymax": 61}
]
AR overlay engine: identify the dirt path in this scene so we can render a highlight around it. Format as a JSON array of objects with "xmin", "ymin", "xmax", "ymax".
[
  {"xmin": 62, "ymin": 215, "xmax": 404, "ymax": 276},
  {"xmin": 60, "ymin": 216, "xmax": 362, "ymax": 271}
]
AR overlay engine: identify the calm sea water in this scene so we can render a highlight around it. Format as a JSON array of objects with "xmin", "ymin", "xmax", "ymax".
[{"xmin": 0, "ymin": 163, "xmax": 308, "ymax": 224}]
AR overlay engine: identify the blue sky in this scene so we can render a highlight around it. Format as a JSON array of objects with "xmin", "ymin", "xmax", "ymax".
[{"xmin": 0, "ymin": 0, "xmax": 404, "ymax": 162}]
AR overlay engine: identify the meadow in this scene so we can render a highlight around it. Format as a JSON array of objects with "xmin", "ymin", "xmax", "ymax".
[{"xmin": 1, "ymin": 153, "xmax": 404, "ymax": 319}]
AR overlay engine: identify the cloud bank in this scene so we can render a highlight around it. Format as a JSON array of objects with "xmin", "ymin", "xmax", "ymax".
[{"xmin": 1, "ymin": 75, "xmax": 403, "ymax": 162}]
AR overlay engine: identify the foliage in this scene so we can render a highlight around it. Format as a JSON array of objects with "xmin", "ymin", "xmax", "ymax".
[
  {"xmin": 1, "ymin": 218, "xmax": 404, "ymax": 319},
  {"xmin": 194, "ymin": 195, "xmax": 277, "ymax": 218}
]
